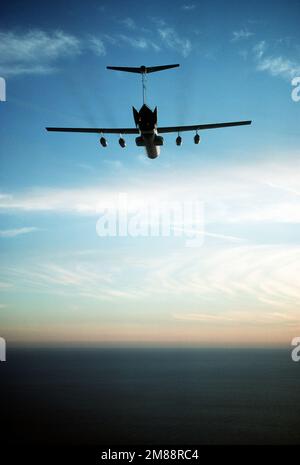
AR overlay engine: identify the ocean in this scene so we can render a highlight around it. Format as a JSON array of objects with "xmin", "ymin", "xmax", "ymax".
[{"xmin": 1, "ymin": 347, "xmax": 299, "ymax": 445}]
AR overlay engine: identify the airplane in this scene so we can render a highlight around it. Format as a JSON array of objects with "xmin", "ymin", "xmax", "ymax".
[{"xmin": 46, "ymin": 64, "xmax": 252, "ymax": 159}]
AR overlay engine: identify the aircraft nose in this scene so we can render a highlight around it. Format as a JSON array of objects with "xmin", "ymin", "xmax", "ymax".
[{"xmin": 140, "ymin": 65, "xmax": 146, "ymax": 73}]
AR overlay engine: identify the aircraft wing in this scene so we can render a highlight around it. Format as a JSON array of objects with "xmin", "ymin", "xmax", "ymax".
[
  {"xmin": 46, "ymin": 120, "xmax": 251, "ymax": 134},
  {"xmin": 46, "ymin": 127, "xmax": 139, "ymax": 134},
  {"xmin": 157, "ymin": 120, "xmax": 252, "ymax": 133}
]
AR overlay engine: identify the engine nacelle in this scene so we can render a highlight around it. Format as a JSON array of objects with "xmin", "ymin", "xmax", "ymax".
[
  {"xmin": 194, "ymin": 134, "xmax": 201, "ymax": 144},
  {"xmin": 119, "ymin": 137, "xmax": 126, "ymax": 148},
  {"xmin": 100, "ymin": 136, "xmax": 107, "ymax": 147},
  {"xmin": 135, "ymin": 136, "xmax": 145, "ymax": 147},
  {"xmin": 154, "ymin": 135, "xmax": 164, "ymax": 146},
  {"xmin": 176, "ymin": 135, "xmax": 182, "ymax": 146}
]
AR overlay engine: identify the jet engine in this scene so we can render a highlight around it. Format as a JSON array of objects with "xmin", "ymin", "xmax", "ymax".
[
  {"xmin": 176, "ymin": 135, "xmax": 182, "ymax": 146},
  {"xmin": 100, "ymin": 137, "xmax": 107, "ymax": 147},
  {"xmin": 119, "ymin": 137, "xmax": 126, "ymax": 148},
  {"xmin": 194, "ymin": 133, "xmax": 201, "ymax": 144}
]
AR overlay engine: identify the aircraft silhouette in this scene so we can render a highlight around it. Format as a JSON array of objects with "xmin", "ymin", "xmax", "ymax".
[{"xmin": 46, "ymin": 64, "xmax": 251, "ymax": 159}]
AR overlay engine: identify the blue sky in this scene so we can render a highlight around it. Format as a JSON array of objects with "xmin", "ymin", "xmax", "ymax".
[{"xmin": 0, "ymin": 0, "xmax": 300, "ymax": 346}]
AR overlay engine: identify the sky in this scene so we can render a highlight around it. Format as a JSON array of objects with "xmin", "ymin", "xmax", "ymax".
[{"xmin": 0, "ymin": 0, "xmax": 300, "ymax": 346}]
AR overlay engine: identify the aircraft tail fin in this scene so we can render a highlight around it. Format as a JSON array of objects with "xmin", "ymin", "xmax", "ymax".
[{"xmin": 107, "ymin": 64, "xmax": 180, "ymax": 74}]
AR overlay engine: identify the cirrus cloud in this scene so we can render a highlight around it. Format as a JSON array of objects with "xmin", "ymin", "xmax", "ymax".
[
  {"xmin": 0, "ymin": 29, "xmax": 81, "ymax": 76},
  {"xmin": 0, "ymin": 227, "xmax": 39, "ymax": 238},
  {"xmin": 253, "ymin": 40, "xmax": 300, "ymax": 80}
]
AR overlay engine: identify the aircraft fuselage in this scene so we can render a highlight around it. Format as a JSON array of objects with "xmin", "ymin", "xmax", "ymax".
[{"xmin": 133, "ymin": 104, "xmax": 163, "ymax": 158}]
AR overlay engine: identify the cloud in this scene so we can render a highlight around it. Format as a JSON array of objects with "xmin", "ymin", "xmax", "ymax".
[
  {"xmin": 0, "ymin": 188, "xmax": 118, "ymax": 214},
  {"xmin": 88, "ymin": 36, "xmax": 106, "ymax": 56},
  {"xmin": 119, "ymin": 17, "xmax": 136, "ymax": 30},
  {"xmin": 253, "ymin": 40, "xmax": 300, "ymax": 80},
  {"xmin": 115, "ymin": 34, "xmax": 160, "ymax": 51},
  {"xmin": 140, "ymin": 244, "xmax": 300, "ymax": 317},
  {"xmin": 157, "ymin": 26, "xmax": 192, "ymax": 57},
  {"xmin": 232, "ymin": 35, "xmax": 300, "ymax": 81},
  {"xmin": 181, "ymin": 4, "xmax": 196, "ymax": 10},
  {"xmin": 0, "ymin": 64, "xmax": 58, "ymax": 76},
  {"xmin": 174, "ymin": 312, "xmax": 237, "ymax": 322},
  {"xmin": 173, "ymin": 309, "xmax": 299, "ymax": 326},
  {"xmin": 231, "ymin": 29, "xmax": 254, "ymax": 42},
  {"xmin": 0, "ymin": 282, "xmax": 12, "ymax": 288},
  {"xmin": 118, "ymin": 34, "xmax": 148, "ymax": 49},
  {"xmin": 266, "ymin": 182, "xmax": 300, "ymax": 197},
  {"xmin": 114, "ymin": 18, "xmax": 191, "ymax": 56},
  {"xmin": 76, "ymin": 163, "xmax": 97, "ymax": 174},
  {"xmin": 172, "ymin": 226, "xmax": 244, "ymax": 243},
  {"xmin": 258, "ymin": 56, "xmax": 300, "ymax": 80},
  {"xmin": 3, "ymin": 261, "xmax": 145, "ymax": 302},
  {"xmin": 0, "ymin": 30, "xmax": 81, "ymax": 76},
  {"xmin": 2, "ymin": 157, "xmax": 300, "ymax": 224},
  {"xmin": 0, "ymin": 227, "xmax": 39, "ymax": 238},
  {"xmin": 4, "ymin": 244, "xmax": 300, "ymax": 318},
  {"xmin": 253, "ymin": 40, "xmax": 266, "ymax": 59}
]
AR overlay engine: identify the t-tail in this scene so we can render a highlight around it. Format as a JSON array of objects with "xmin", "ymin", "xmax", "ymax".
[
  {"xmin": 107, "ymin": 64, "xmax": 179, "ymax": 106},
  {"xmin": 106, "ymin": 64, "xmax": 180, "ymax": 74}
]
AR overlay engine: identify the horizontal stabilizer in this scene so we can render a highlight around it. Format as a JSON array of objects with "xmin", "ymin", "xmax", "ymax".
[{"xmin": 106, "ymin": 64, "xmax": 180, "ymax": 74}]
